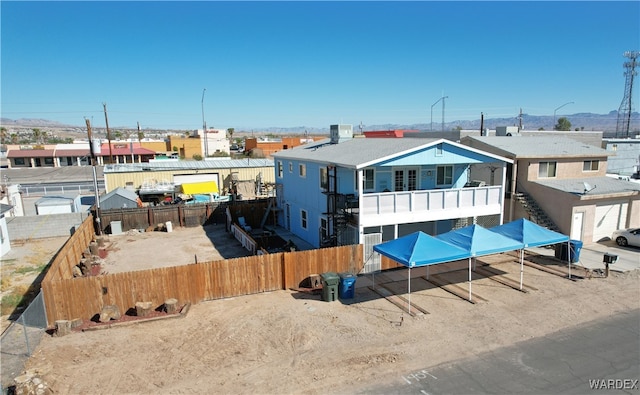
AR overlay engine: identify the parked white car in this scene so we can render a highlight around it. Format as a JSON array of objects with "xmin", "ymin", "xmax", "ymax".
[{"xmin": 612, "ymin": 228, "xmax": 640, "ymax": 247}]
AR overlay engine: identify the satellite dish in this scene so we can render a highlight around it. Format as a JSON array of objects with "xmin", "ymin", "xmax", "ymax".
[{"xmin": 583, "ymin": 182, "xmax": 596, "ymax": 194}]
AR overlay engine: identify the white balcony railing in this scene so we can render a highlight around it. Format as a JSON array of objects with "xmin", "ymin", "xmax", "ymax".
[{"xmin": 359, "ymin": 186, "xmax": 503, "ymax": 226}]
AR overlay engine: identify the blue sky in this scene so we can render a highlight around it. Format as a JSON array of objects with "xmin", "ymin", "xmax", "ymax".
[{"xmin": 2, "ymin": 1, "xmax": 639, "ymax": 131}]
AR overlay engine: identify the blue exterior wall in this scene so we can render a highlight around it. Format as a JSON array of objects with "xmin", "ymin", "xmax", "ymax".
[
  {"xmin": 275, "ymin": 158, "xmax": 327, "ymax": 247},
  {"xmin": 275, "ymin": 140, "xmax": 503, "ymax": 248}
]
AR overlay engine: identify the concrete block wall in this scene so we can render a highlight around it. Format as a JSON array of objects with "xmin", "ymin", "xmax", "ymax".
[{"xmin": 6, "ymin": 213, "xmax": 88, "ymax": 241}]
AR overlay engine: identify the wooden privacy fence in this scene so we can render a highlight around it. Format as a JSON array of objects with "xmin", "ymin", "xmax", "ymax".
[
  {"xmin": 42, "ymin": 216, "xmax": 96, "ymax": 282},
  {"xmin": 96, "ymin": 199, "xmax": 272, "ymax": 233},
  {"xmin": 41, "ymin": 215, "xmax": 363, "ymax": 327}
]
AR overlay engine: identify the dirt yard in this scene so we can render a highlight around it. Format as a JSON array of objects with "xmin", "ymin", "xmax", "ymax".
[{"xmin": 9, "ymin": 227, "xmax": 640, "ymax": 393}]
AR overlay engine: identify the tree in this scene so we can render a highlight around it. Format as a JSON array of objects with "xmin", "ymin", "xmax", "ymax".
[
  {"xmin": 114, "ymin": 130, "xmax": 123, "ymax": 140},
  {"xmin": 10, "ymin": 133, "xmax": 18, "ymax": 144},
  {"xmin": 137, "ymin": 131, "xmax": 144, "ymax": 143},
  {"xmin": 227, "ymin": 128, "xmax": 235, "ymax": 143},
  {"xmin": 0, "ymin": 127, "xmax": 6, "ymax": 145},
  {"xmin": 31, "ymin": 128, "xmax": 47, "ymax": 144},
  {"xmin": 555, "ymin": 117, "xmax": 572, "ymax": 131}
]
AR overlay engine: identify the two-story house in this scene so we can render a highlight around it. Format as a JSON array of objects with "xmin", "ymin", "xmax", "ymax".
[
  {"xmin": 460, "ymin": 135, "xmax": 640, "ymax": 243},
  {"xmin": 272, "ymin": 124, "xmax": 513, "ymax": 272}
]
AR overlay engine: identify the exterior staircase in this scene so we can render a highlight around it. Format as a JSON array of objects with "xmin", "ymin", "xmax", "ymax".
[{"xmin": 513, "ymin": 192, "xmax": 561, "ymax": 232}]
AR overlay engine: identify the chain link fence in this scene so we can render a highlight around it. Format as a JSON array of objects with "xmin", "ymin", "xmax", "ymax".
[{"xmin": 1, "ymin": 291, "xmax": 48, "ymax": 390}]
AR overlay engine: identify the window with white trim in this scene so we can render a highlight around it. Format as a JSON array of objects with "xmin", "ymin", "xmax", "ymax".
[
  {"xmin": 363, "ymin": 168, "xmax": 374, "ymax": 190},
  {"xmin": 435, "ymin": 143, "xmax": 443, "ymax": 156},
  {"xmin": 288, "ymin": 162, "xmax": 293, "ymax": 173},
  {"xmin": 583, "ymin": 160, "xmax": 599, "ymax": 172},
  {"xmin": 436, "ymin": 165, "xmax": 453, "ymax": 186},
  {"xmin": 538, "ymin": 161, "xmax": 557, "ymax": 178},
  {"xmin": 277, "ymin": 161, "xmax": 283, "ymax": 178},
  {"xmin": 320, "ymin": 167, "xmax": 328, "ymax": 190},
  {"xmin": 299, "ymin": 164, "xmax": 306, "ymax": 178},
  {"xmin": 320, "ymin": 217, "xmax": 328, "ymax": 241}
]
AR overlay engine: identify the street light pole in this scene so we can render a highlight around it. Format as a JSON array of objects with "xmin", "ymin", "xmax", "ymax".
[
  {"xmin": 553, "ymin": 101, "xmax": 574, "ymax": 130},
  {"xmin": 201, "ymin": 88, "xmax": 208, "ymax": 157},
  {"xmin": 430, "ymin": 96, "xmax": 448, "ymax": 131}
]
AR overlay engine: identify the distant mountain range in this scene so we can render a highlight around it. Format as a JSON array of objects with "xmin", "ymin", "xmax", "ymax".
[{"xmin": 1, "ymin": 111, "xmax": 638, "ymax": 135}]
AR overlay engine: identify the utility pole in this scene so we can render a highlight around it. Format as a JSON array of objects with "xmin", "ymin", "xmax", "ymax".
[
  {"xmin": 441, "ymin": 96, "xmax": 446, "ymax": 132},
  {"xmin": 201, "ymin": 88, "xmax": 208, "ymax": 157},
  {"xmin": 103, "ymin": 103, "xmax": 113, "ymax": 164},
  {"xmin": 85, "ymin": 118, "xmax": 102, "ymax": 235}
]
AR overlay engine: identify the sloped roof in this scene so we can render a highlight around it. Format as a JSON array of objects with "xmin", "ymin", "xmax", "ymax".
[
  {"xmin": 56, "ymin": 149, "xmax": 90, "ymax": 156},
  {"xmin": 34, "ymin": 196, "xmax": 74, "ymax": 206},
  {"xmin": 103, "ymin": 158, "xmax": 274, "ymax": 173},
  {"xmin": 272, "ymin": 137, "xmax": 511, "ymax": 169},
  {"xmin": 461, "ymin": 136, "xmax": 611, "ymax": 159},
  {"xmin": 7, "ymin": 149, "xmax": 55, "ymax": 158},
  {"xmin": 534, "ymin": 176, "xmax": 640, "ymax": 196},
  {"xmin": 100, "ymin": 187, "xmax": 139, "ymax": 202},
  {"xmin": 0, "ymin": 203, "xmax": 13, "ymax": 215}
]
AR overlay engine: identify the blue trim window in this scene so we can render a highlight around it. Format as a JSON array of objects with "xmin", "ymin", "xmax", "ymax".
[
  {"xmin": 301, "ymin": 209, "xmax": 308, "ymax": 230},
  {"xmin": 277, "ymin": 161, "xmax": 283, "ymax": 178},
  {"xmin": 299, "ymin": 164, "xmax": 306, "ymax": 178}
]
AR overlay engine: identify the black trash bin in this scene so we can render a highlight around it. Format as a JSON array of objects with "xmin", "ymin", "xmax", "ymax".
[
  {"xmin": 338, "ymin": 272, "xmax": 356, "ymax": 300},
  {"xmin": 321, "ymin": 272, "xmax": 339, "ymax": 302}
]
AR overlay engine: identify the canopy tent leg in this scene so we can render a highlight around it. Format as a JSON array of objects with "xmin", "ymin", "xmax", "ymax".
[
  {"xmin": 407, "ymin": 266, "xmax": 412, "ymax": 314},
  {"xmin": 567, "ymin": 240, "xmax": 572, "ymax": 280},
  {"xmin": 468, "ymin": 258, "xmax": 472, "ymax": 302},
  {"xmin": 520, "ymin": 249, "xmax": 524, "ymax": 291}
]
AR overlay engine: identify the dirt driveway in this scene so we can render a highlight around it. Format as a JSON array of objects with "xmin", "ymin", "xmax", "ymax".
[{"xmin": 14, "ymin": 225, "xmax": 640, "ymax": 394}]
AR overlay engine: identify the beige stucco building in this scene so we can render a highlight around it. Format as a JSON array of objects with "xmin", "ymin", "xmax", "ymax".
[{"xmin": 461, "ymin": 135, "xmax": 640, "ymax": 243}]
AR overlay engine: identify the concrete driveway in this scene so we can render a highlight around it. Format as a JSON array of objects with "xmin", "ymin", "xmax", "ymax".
[{"xmin": 528, "ymin": 240, "xmax": 639, "ymax": 273}]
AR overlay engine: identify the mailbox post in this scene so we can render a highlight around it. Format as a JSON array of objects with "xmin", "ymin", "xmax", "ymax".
[{"xmin": 603, "ymin": 253, "xmax": 618, "ymax": 278}]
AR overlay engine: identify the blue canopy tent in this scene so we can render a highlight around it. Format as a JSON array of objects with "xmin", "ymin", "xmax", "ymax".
[
  {"xmin": 373, "ymin": 232, "xmax": 469, "ymax": 311},
  {"xmin": 490, "ymin": 218, "xmax": 571, "ymax": 288},
  {"xmin": 436, "ymin": 224, "xmax": 525, "ymax": 301}
]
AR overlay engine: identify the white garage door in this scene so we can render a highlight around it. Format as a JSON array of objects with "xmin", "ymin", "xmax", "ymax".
[{"xmin": 593, "ymin": 202, "xmax": 628, "ymax": 242}]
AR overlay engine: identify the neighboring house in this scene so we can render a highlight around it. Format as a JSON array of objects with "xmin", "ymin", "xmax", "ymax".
[
  {"xmin": 272, "ymin": 124, "xmax": 513, "ymax": 272},
  {"xmin": 0, "ymin": 203, "xmax": 12, "ymax": 256},
  {"xmin": 460, "ymin": 135, "xmax": 640, "ymax": 243},
  {"xmin": 244, "ymin": 137, "xmax": 325, "ymax": 158},
  {"xmin": 601, "ymin": 137, "xmax": 640, "ymax": 179},
  {"xmin": 5, "ymin": 142, "xmax": 158, "ymax": 168},
  {"xmin": 196, "ymin": 129, "xmax": 230, "ymax": 157},
  {"xmin": 103, "ymin": 158, "xmax": 276, "ymax": 202},
  {"xmin": 34, "ymin": 195, "xmax": 75, "ymax": 215},
  {"xmin": 167, "ymin": 135, "xmax": 203, "ymax": 159},
  {"xmin": 99, "ymin": 187, "xmax": 140, "ymax": 210}
]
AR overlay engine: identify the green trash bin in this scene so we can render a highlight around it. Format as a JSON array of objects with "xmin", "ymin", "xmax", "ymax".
[{"xmin": 321, "ymin": 272, "xmax": 340, "ymax": 302}]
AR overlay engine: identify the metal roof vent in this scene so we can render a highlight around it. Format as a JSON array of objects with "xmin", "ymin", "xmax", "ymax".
[{"xmin": 330, "ymin": 124, "xmax": 353, "ymax": 144}]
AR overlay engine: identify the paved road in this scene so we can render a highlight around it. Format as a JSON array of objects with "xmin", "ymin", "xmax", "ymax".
[{"xmin": 363, "ymin": 309, "xmax": 640, "ymax": 394}]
